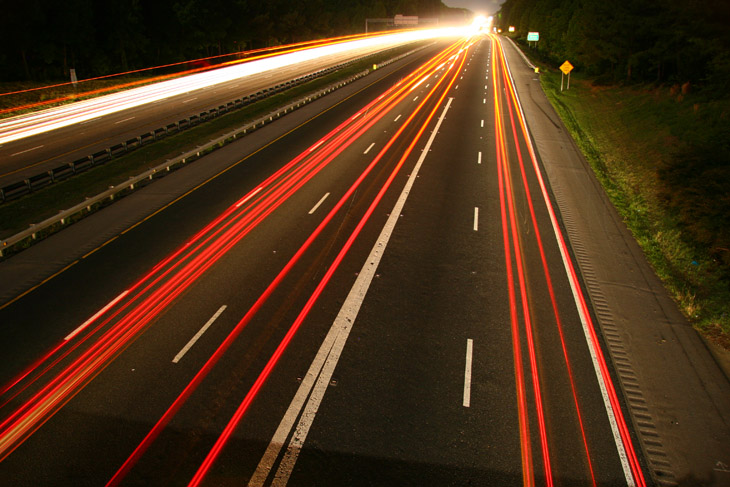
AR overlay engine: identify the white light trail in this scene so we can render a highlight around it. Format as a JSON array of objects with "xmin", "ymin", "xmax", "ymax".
[{"xmin": 0, "ymin": 28, "xmax": 470, "ymax": 146}]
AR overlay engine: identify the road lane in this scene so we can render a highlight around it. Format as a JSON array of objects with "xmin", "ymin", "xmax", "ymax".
[
  {"xmin": 0, "ymin": 37, "xmax": 432, "ymax": 186},
  {"xmin": 0, "ymin": 34, "xmax": 654, "ymax": 486},
  {"xmin": 0, "ymin": 38, "xmax": 473, "ymax": 486},
  {"xmin": 249, "ymin": 36, "xmax": 642, "ymax": 486}
]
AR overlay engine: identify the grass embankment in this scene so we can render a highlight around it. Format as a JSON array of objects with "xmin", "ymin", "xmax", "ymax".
[
  {"xmin": 0, "ymin": 43, "xmax": 422, "ymax": 243},
  {"xmin": 535, "ymin": 66, "xmax": 730, "ymax": 347}
]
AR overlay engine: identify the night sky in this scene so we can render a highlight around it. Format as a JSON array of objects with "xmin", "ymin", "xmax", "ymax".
[{"xmin": 442, "ymin": 0, "xmax": 504, "ymax": 15}]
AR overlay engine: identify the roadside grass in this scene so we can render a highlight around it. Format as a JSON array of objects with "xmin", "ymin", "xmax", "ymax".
[
  {"xmin": 0, "ymin": 44, "xmax": 423, "ymax": 241},
  {"xmin": 537, "ymin": 67, "xmax": 730, "ymax": 347}
]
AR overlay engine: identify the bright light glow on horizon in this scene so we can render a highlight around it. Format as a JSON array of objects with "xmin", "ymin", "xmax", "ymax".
[{"xmin": 0, "ymin": 27, "xmax": 472, "ymax": 145}]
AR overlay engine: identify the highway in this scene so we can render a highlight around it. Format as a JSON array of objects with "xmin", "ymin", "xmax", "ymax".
[
  {"xmin": 0, "ymin": 30, "xmax": 458, "ymax": 187},
  {"xmin": 0, "ymin": 35, "xmax": 650, "ymax": 486}
]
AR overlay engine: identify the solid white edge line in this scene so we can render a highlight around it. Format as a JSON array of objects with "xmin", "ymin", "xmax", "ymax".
[
  {"xmin": 65, "ymin": 290, "xmax": 130, "ymax": 341},
  {"xmin": 473, "ymin": 207, "xmax": 479, "ymax": 231},
  {"xmin": 249, "ymin": 98, "xmax": 455, "ymax": 487},
  {"xmin": 463, "ymin": 339, "xmax": 473, "ymax": 407},
  {"xmin": 498, "ymin": 37, "xmax": 636, "ymax": 486},
  {"xmin": 363, "ymin": 142, "xmax": 375, "ymax": 155},
  {"xmin": 308, "ymin": 192, "xmax": 330, "ymax": 215},
  {"xmin": 172, "ymin": 305, "xmax": 227, "ymax": 363}
]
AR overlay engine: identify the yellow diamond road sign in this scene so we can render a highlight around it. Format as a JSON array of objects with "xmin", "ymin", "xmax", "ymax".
[{"xmin": 560, "ymin": 61, "xmax": 574, "ymax": 75}]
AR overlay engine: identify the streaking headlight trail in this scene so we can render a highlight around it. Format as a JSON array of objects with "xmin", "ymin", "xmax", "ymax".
[{"xmin": 0, "ymin": 27, "xmax": 469, "ymax": 146}]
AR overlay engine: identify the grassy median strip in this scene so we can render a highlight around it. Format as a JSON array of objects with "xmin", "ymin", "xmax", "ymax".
[
  {"xmin": 537, "ymin": 67, "xmax": 730, "ymax": 346},
  {"xmin": 0, "ymin": 43, "xmax": 424, "ymax": 242}
]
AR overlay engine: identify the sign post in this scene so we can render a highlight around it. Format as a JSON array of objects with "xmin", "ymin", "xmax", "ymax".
[
  {"xmin": 527, "ymin": 31, "xmax": 539, "ymax": 48},
  {"xmin": 559, "ymin": 60, "xmax": 574, "ymax": 92}
]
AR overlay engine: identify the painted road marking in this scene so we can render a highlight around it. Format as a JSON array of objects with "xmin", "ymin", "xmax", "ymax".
[
  {"xmin": 394, "ymin": 114, "xmax": 402, "ymax": 122},
  {"xmin": 114, "ymin": 116, "xmax": 135, "ymax": 125},
  {"xmin": 65, "ymin": 290, "xmax": 130, "ymax": 341},
  {"xmin": 413, "ymin": 96, "xmax": 419, "ymax": 102},
  {"xmin": 481, "ymin": 120, "xmax": 484, "ymax": 127},
  {"xmin": 483, "ymin": 98, "xmax": 486, "ymax": 104},
  {"xmin": 499, "ymin": 39, "xmax": 637, "ymax": 485},
  {"xmin": 182, "ymin": 97, "xmax": 197, "ymax": 104},
  {"xmin": 10, "ymin": 145, "xmax": 43, "ymax": 157},
  {"xmin": 172, "ymin": 305, "xmax": 226, "ymax": 363},
  {"xmin": 474, "ymin": 207, "xmax": 479, "ymax": 231},
  {"xmin": 464, "ymin": 339, "xmax": 474, "ymax": 407},
  {"xmin": 364, "ymin": 142, "xmax": 375, "ymax": 155},
  {"xmin": 308, "ymin": 139, "xmax": 324, "ymax": 152},
  {"xmin": 235, "ymin": 187, "xmax": 263, "ymax": 208},
  {"xmin": 249, "ymin": 98, "xmax": 455, "ymax": 487},
  {"xmin": 478, "ymin": 152, "xmax": 482, "ymax": 165},
  {"xmin": 308, "ymin": 192, "xmax": 330, "ymax": 215}
]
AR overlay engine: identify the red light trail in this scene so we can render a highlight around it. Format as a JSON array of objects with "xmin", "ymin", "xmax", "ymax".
[
  {"xmin": 0, "ymin": 38, "xmax": 472, "ymax": 477},
  {"xmin": 491, "ymin": 34, "xmax": 646, "ymax": 486}
]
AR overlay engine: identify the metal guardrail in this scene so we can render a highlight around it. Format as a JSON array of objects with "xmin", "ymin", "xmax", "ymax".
[
  {"xmin": 0, "ymin": 45, "xmax": 428, "ymax": 259},
  {"xmin": 0, "ymin": 64, "xmax": 350, "ymax": 204}
]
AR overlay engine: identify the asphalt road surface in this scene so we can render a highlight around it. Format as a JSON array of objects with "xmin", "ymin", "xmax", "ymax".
[
  {"xmin": 0, "ymin": 36, "xmax": 429, "ymax": 187},
  {"xmin": 3, "ymin": 33, "xmax": 723, "ymax": 486}
]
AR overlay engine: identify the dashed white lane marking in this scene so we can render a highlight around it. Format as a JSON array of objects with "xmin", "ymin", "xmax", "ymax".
[
  {"xmin": 248, "ymin": 98, "xmax": 455, "ymax": 487},
  {"xmin": 10, "ymin": 145, "xmax": 43, "ymax": 157},
  {"xmin": 473, "ymin": 207, "xmax": 479, "ymax": 231},
  {"xmin": 308, "ymin": 139, "xmax": 324, "ymax": 152},
  {"xmin": 182, "ymin": 97, "xmax": 197, "ymax": 103},
  {"xmin": 394, "ymin": 114, "xmax": 402, "ymax": 122},
  {"xmin": 481, "ymin": 120, "xmax": 484, "ymax": 127},
  {"xmin": 114, "ymin": 116, "xmax": 135, "ymax": 124},
  {"xmin": 413, "ymin": 96, "xmax": 419, "ymax": 102},
  {"xmin": 478, "ymin": 151, "xmax": 482, "ymax": 165},
  {"xmin": 65, "ymin": 290, "xmax": 130, "ymax": 341},
  {"xmin": 308, "ymin": 192, "xmax": 330, "ymax": 215},
  {"xmin": 172, "ymin": 305, "xmax": 227, "ymax": 363},
  {"xmin": 464, "ymin": 339, "xmax": 474, "ymax": 407},
  {"xmin": 363, "ymin": 142, "xmax": 375, "ymax": 155},
  {"xmin": 235, "ymin": 187, "xmax": 263, "ymax": 208}
]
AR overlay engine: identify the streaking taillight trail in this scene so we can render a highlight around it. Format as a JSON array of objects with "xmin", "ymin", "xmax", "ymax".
[
  {"xmin": 0, "ymin": 38, "xmax": 471, "ymax": 469},
  {"xmin": 491, "ymin": 34, "xmax": 646, "ymax": 487}
]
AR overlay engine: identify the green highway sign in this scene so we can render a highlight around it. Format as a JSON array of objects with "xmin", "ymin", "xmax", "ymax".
[{"xmin": 527, "ymin": 32, "xmax": 539, "ymax": 41}]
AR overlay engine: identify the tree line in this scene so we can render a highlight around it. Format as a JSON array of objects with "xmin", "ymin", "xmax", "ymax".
[
  {"xmin": 496, "ymin": 0, "xmax": 730, "ymax": 91},
  {"xmin": 0, "ymin": 0, "xmax": 469, "ymax": 82}
]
